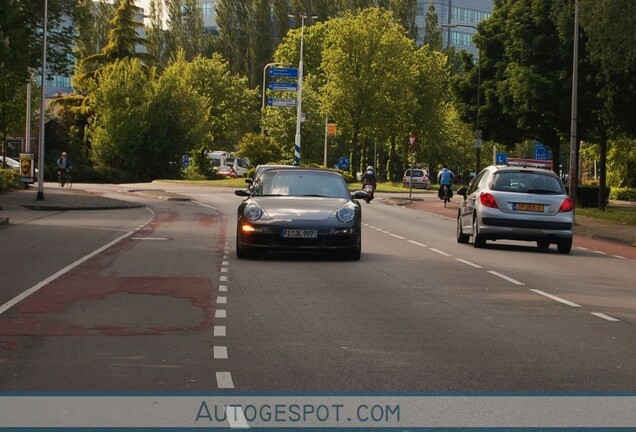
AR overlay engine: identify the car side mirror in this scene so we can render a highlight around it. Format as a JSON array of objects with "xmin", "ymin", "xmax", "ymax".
[
  {"xmin": 245, "ymin": 178, "xmax": 253, "ymax": 185},
  {"xmin": 456, "ymin": 187, "xmax": 468, "ymax": 199},
  {"xmin": 235, "ymin": 189, "xmax": 250, "ymax": 197}
]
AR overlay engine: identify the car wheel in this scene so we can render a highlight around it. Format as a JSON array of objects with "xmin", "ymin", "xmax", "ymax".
[
  {"xmin": 457, "ymin": 212, "xmax": 469, "ymax": 244},
  {"xmin": 472, "ymin": 216, "xmax": 486, "ymax": 248},
  {"xmin": 557, "ymin": 238, "xmax": 572, "ymax": 254},
  {"xmin": 537, "ymin": 239, "xmax": 550, "ymax": 251}
]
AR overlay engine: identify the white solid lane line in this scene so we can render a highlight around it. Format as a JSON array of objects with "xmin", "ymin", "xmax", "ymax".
[{"xmin": 0, "ymin": 229, "xmax": 135, "ymax": 316}]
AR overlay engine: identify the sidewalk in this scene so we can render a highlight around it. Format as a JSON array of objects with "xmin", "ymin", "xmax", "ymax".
[{"xmin": 0, "ymin": 185, "xmax": 188, "ymax": 227}]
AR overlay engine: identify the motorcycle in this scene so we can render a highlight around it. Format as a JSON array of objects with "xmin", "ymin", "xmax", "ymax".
[{"xmin": 363, "ymin": 184, "xmax": 375, "ymax": 203}]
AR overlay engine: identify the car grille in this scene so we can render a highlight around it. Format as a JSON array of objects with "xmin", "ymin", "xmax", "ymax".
[{"xmin": 482, "ymin": 218, "xmax": 572, "ymax": 230}]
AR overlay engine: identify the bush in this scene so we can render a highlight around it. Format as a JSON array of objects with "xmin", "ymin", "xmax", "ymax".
[
  {"xmin": 0, "ymin": 169, "xmax": 21, "ymax": 191},
  {"xmin": 610, "ymin": 187, "xmax": 636, "ymax": 201},
  {"xmin": 565, "ymin": 185, "xmax": 611, "ymax": 208}
]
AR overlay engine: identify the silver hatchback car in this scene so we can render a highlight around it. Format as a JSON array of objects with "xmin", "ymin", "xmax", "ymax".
[{"xmin": 456, "ymin": 164, "xmax": 574, "ymax": 253}]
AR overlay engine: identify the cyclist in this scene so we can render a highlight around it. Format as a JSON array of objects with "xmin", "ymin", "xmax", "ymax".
[
  {"xmin": 57, "ymin": 151, "xmax": 72, "ymax": 186},
  {"xmin": 437, "ymin": 164, "xmax": 455, "ymax": 200}
]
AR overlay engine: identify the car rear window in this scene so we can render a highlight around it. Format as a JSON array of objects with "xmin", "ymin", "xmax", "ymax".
[{"xmin": 491, "ymin": 171, "xmax": 564, "ymax": 194}]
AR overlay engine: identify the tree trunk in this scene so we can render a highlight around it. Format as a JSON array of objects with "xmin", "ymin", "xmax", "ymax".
[{"xmin": 598, "ymin": 127, "xmax": 607, "ymax": 211}]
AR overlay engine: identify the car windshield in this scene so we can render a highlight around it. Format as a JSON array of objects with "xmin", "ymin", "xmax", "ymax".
[
  {"xmin": 491, "ymin": 171, "xmax": 564, "ymax": 194},
  {"xmin": 253, "ymin": 170, "xmax": 349, "ymax": 198}
]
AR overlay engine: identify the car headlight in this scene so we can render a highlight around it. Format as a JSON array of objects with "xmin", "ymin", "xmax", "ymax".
[
  {"xmin": 243, "ymin": 202, "xmax": 263, "ymax": 221},
  {"xmin": 336, "ymin": 205, "xmax": 355, "ymax": 223}
]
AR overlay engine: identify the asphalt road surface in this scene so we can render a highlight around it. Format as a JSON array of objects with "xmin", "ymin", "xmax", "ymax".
[{"xmin": 0, "ymin": 183, "xmax": 634, "ymax": 393}]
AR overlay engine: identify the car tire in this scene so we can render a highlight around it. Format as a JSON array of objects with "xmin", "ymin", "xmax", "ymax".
[
  {"xmin": 537, "ymin": 240, "xmax": 550, "ymax": 251},
  {"xmin": 557, "ymin": 238, "xmax": 572, "ymax": 254},
  {"xmin": 472, "ymin": 216, "xmax": 486, "ymax": 248},
  {"xmin": 457, "ymin": 212, "xmax": 469, "ymax": 244}
]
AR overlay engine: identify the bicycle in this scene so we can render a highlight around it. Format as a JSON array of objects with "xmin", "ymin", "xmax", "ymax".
[
  {"xmin": 441, "ymin": 185, "xmax": 451, "ymax": 207},
  {"xmin": 58, "ymin": 168, "xmax": 72, "ymax": 188}
]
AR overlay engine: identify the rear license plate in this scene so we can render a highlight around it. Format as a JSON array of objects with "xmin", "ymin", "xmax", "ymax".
[
  {"xmin": 281, "ymin": 229, "xmax": 318, "ymax": 238},
  {"xmin": 513, "ymin": 203, "xmax": 544, "ymax": 212}
]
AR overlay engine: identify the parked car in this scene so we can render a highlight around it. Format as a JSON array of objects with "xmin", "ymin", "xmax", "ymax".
[
  {"xmin": 402, "ymin": 168, "xmax": 430, "ymax": 189},
  {"xmin": 234, "ymin": 168, "xmax": 368, "ymax": 260},
  {"xmin": 455, "ymin": 163, "xmax": 574, "ymax": 253},
  {"xmin": 216, "ymin": 165, "xmax": 237, "ymax": 179}
]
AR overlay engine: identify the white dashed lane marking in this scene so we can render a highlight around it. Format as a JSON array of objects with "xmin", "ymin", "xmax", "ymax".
[
  {"xmin": 530, "ymin": 289, "xmax": 581, "ymax": 307},
  {"xmin": 214, "ymin": 346, "xmax": 228, "ymax": 359},
  {"xmin": 364, "ymin": 222, "xmax": 621, "ymax": 321},
  {"xmin": 216, "ymin": 372, "xmax": 234, "ymax": 389},
  {"xmin": 591, "ymin": 312, "xmax": 620, "ymax": 322}
]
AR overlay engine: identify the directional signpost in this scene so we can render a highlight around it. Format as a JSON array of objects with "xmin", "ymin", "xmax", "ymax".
[
  {"xmin": 269, "ymin": 67, "xmax": 298, "ymax": 78},
  {"xmin": 268, "ymin": 82, "xmax": 298, "ymax": 92},
  {"xmin": 268, "ymin": 98, "xmax": 297, "ymax": 108}
]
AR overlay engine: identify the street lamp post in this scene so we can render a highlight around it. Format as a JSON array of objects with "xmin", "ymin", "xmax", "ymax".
[
  {"xmin": 288, "ymin": 12, "xmax": 317, "ymax": 166},
  {"xmin": 568, "ymin": 0, "xmax": 579, "ymax": 204},
  {"xmin": 37, "ymin": 0, "xmax": 49, "ymax": 201},
  {"xmin": 441, "ymin": 23, "xmax": 482, "ymax": 175}
]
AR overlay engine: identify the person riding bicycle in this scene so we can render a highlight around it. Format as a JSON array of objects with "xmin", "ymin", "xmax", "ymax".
[
  {"xmin": 437, "ymin": 164, "xmax": 455, "ymax": 200},
  {"xmin": 361, "ymin": 165, "xmax": 377, "ymax": 189},
  {"xmin": 57, "ymin": 151, "xmax": 72, "ymax": 184}
]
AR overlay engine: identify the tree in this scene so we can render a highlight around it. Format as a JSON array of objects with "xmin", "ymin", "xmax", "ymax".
[
  {"xmin": 164, "ymin": 0, "xmax": 205, "ymax": 62},
  {"xmin": 423, "ymin": 0, "xmax": 442, "ymax": 50},
  {"xmin": 0, "ymin": 0, "xmax": 83, "ymax": 137},
  {"xmin": 579, "ymin": 0, "xmax": 636, "ymax": 207},
  {"xmin": 87, "ymin": 58, "xmax": 153, "ymax": 180},
  {"xmin": 321, "ymin": 8, "xmax": 414, "ymax": 175},
  {"xmin": 237, "ymin": 132, "xmax": 283, "ymax": 166},
  {"xmin": 186, "ymin": 53, "xmax": 259, "ymax": 151},
  {"xmin": 145, "ymin": 51, "xmax": 210, "ymax": 179}
]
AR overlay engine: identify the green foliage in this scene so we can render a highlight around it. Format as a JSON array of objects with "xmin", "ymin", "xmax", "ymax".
[
  {"xmin": 187, "ymin": 53, "xmax": 259, "ymax": 150},
  {"xmin": 607, "ymin": 137, "xmax": 636, "ymax": 188},
  {"xmin": 610, "ymin": 188, "xmax": 636, "ymax": 202},
  {"xmin": 87, "ymin": 58, "xmax": 153, "ymax": 179},
  {"xmin": 146, "ymin": 52, "xmax": 210, "ymax": 179},
  {"xmin": 237, "ymin": 133, "xmax": 283, "ymax": 166},
  {"xmin": 423, "ymin": 0, "xmax": 442, "ymax": 51},
  {"xmin": 0, "ymin": 169, "xmax": 20, "ymax": 190}
]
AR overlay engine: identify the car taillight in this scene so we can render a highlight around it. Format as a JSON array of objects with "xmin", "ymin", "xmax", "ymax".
[
  {"xmin": 480, "ymin": 193, "xmax": 499, "ymax": 209},
  {"xmin": 558, "ymin": 197, "xmax": 574, "ymax": 213}
]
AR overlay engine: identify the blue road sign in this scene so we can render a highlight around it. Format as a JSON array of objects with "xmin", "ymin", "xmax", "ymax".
[
  {"xmin": 496, "ymin": 153, "xmax": 507, "ymax": 164},
  {"xmin": 534, "ymin": 141, "xmax": 551, "ymax": 160},
  {"xmin": 268, "ymin": 82, "xmax": 298, "ymax": 92},
  {"xmin": 268, "ymin": 97, "xmax": 297, "ymax": 108},
  {"xmin": 337, "ymin": 156, "xmax": 350, "ymax": 170},
  {"xmin": 269, "ymin": 67, "xmax": 299, "ymax": 78},
  {"xmin": 181, "ymin": 155, "xmax": 190, "ymax": 167}
]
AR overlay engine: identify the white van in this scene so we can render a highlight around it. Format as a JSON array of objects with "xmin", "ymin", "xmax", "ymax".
[
  {"xmin": 207, "ymin": 151, "xmax": 228, "ymax": 168},
  {"xmin": 231, "ymin": 156, "xmax": 252, "ymax": 177}
]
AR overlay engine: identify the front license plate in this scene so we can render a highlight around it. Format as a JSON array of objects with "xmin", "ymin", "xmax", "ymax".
[
  {"xmin": 281, "ymin": 229, "xmax": 318, "ymax": 238},
  {"xmin": 514, "ymin": 203, "xmax": 544, "ymax": 212}
]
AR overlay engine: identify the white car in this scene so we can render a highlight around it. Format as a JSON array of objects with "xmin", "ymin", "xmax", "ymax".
[
  {"xmin": 402, "ymin": 168, "xmax": 431, "ymax": 189},
  {"xmin": 456, "ymin": 163, "xmax": 574, "ymax": 253}
]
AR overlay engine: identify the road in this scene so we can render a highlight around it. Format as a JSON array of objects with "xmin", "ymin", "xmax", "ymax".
[{"xmin": 0, "ymin": 182, "xmax": 634, "ymax": 394}]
